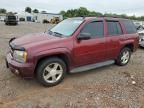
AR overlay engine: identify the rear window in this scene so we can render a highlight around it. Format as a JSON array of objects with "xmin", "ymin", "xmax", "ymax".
[
  {"xmin": 122, "ymin": 20, "xmax": 137, "ymax": 34},
  {"xmin": 8, "ymin": 16, "xmax": 16, "ymax": 20},
  {"xmin": 107, "ymin": 21, "xmax": 122, "ymax": 36}
]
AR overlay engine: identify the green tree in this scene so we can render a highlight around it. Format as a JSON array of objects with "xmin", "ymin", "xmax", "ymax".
[
  {"xmin": 60, "ymin": 7, "xmax": 144, "ymax": 21},
  {"xmin": 6, "ymin": 12, "xmax": 14, "ymax": 16},
  {"xmin": 25, "ymin": 7, "xmax": 32, "ymax": 13},
  {"xmin": 78, "ymin": 7, "xmax": 89, "ymax": 16},
  {"xmin": 89, "ymin": 11, "xmax": 103, "ymax": 17},
  {"xmin": 33, "ymin": 9, "xmax": 39, "ymax": 13},
  {"xmin": 0, "ymin": 8, "xmax": 7, "ymax": 13},
  {"xmin": 60, "ymin": 11, "xmax": 65, "ymax": 15}
]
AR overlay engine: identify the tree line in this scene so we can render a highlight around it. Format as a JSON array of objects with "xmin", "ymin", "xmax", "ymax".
[
  {"xmin": 0, "ymin": 7, "xmax": 40, "ymax": 14},
  {"xmin": 60, "ymin": 7, "xmax": 144, "ymax": 21}
]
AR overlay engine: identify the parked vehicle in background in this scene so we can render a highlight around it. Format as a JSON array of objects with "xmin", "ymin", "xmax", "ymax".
[
  {"xmin": 134, "ymin": 22, "xmax": 144, "ymax": 30},
  {"xmin": 43, "ymin": 19, "xmax": 49, "ymax": 24},
  {"xmin": 138, "ymin": 30, "xmax": 144, "ymax": 47},
  {"xmin": 50, "ymin": 17, "xmax": 60, "ymax": 24},
  {"xmin": 4, "ymin": 15, "xmax": 18, "ymax": 25},
  {"xmin": 19, "ymin": 17, "xmax": 25, "ymax": 22},
  {"xmin": 6, "ymin": 17, "xmax": 139, "ymax": 86}
]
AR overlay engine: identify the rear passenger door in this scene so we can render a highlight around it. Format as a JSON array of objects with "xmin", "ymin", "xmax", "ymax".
[{"xmin": 105, "ymin": 20, "xmax": 123, "ymax": 59}]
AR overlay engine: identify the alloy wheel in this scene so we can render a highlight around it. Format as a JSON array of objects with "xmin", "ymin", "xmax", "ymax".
[
  {"xmin": 43, "ymin": 63, "xmax": 63, "ymax": 83},
  {"xmin": 121, "ymin": 50, "xmax": 130, "ymax": 64}
]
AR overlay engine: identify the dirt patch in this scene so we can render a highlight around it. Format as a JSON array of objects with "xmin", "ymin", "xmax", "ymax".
[{"xmin": 0, "ymin": 22, "xmax": 144, "ymax": 108}]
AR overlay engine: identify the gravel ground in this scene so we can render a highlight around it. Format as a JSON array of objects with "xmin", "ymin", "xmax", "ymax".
[{"xmin": 0, "ymin": 22, "xmax": 144, "ymax": 108}]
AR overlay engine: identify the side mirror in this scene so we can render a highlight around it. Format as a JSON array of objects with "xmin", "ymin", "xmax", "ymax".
[{"xmin": 77, "ymin": 33, "xmax": 91, "ymax": 41}]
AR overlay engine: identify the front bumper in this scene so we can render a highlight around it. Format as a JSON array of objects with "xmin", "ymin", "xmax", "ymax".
[{"xmin": 6, "ymin": 53, "xmax": 35, "ymax": 78}]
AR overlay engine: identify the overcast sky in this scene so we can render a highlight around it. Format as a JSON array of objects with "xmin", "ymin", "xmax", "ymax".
[{"xmin": 0, "ymin": 0, "xmax": 144, "ymax": 16}]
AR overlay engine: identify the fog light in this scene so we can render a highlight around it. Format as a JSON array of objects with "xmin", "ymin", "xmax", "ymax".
[{"xmin": 15, "ymin": 69, "xmax": 19, "ymax": 75}]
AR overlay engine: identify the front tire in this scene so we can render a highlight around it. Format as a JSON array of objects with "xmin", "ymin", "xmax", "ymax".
[
  {"xmin": 116, "ymin": 47, "xmax": 131, "ymax": 66},
  {"xmin": 36, "ymin": 57, "xmax": 66, "ymax": 87}
]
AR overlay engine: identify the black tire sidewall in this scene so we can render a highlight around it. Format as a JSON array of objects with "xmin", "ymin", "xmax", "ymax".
[
  {"xmin": 36, "ymin": 57, "xmax": 66, "ymax": 87},
  {"xmin": 116, "ymin": 48, "xmax": 131, "ymax": 66}
]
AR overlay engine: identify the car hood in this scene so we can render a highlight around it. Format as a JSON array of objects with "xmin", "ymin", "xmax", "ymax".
[
  {"xmin": 9, "ymin": 32, "xmax": 73, "ymax": 57},
  {"xmin": 138, "ymin": 30, "xmax": 144, "ymax": 34},
  {"xmin": 11, "ymin": 33, "xmax": 59, "ymax": 47}
]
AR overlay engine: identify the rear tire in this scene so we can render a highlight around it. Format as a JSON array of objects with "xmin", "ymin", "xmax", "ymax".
[
  {"xmin": 116, "ymin": 47, "xmax": 131, "ymax": 66},
  {"xmin": 36, "ymin": 57, "xmax": 66, "ymax": 87}
]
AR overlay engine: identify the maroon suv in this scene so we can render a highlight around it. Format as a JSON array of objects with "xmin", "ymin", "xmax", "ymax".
[{"xmin": 6, "ymin": 17, "xmax": 139, "ymax": 86}]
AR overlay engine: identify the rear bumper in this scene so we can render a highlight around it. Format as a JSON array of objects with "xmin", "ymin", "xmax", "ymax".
[
  {"xmin": 139, "ymin": 41, "xmax": 144, "ymax": 47},
  {"xmin": 6, "ymin": 53, "xmax": 35, "ymax": 78},
  {"xmin": 6, "ymin": 21, "xmax": 17, "ymax": 24}
]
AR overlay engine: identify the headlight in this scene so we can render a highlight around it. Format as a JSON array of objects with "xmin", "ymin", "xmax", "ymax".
[{"xmin": 13, "ymin": 50, "xmax": 27, "ymax": 63}]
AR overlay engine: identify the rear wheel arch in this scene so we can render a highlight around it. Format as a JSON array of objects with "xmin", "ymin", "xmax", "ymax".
[
  {"xmin": 122, "ymin": 43, "xmax": 134, "ymax": 52},
  {"xmin": 116, "ymin": 47, "xmax": 131, "ymax": 66}
]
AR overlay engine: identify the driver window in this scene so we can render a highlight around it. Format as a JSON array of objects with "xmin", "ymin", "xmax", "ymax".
[{"xmin": 80, "ymin": 21, "xmax": 104, "ymax": 38}]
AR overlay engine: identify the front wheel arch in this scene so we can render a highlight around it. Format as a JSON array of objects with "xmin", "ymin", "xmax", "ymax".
[
  {"xmin": 36, "ymin": 57, "xmax": 67, "ymax": 86},
  {"xmin": 34, "ymin": 54, "xmax": 70, "ymax": 76}
]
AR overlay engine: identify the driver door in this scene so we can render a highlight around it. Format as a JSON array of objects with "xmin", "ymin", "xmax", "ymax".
[{"xmin": 73, "ymin": 20, "xmax": 107, "ymax": 67}]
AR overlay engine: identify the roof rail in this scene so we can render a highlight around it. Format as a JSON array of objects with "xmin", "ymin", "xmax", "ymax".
[{"xmin": 73, "ymin": 16, "xmax": 128, "ymax": 19}]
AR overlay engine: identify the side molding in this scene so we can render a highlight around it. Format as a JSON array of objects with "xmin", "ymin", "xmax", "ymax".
[{"xmin": 70, "ymin": 60, "xmax": 115, "ymax": 73}]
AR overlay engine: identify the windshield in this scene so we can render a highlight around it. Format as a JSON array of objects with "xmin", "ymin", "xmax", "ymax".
[{"xmin": 49, "ymin": 18, "xmax": 84, "ymax": 37}]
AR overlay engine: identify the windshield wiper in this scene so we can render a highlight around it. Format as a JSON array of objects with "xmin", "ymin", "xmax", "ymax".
[
  {"xmin": 48, "ymin": 30, "xmax": 63, "ymax": 37},
  {"xmin": 53, "ymin": 32, "xmax": 63, "ymax": 36}
]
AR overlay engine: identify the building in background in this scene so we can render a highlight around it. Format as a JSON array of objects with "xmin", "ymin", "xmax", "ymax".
[
  {"xmin": 16, "ymin": 12, "xmax": 63, "ymax": 23},
  {"xmin": 17, "ymin": 12, "xmax": 33, "ymax": 22},
  {"xmin": 0, "ymin": 14, "xmax": 6, "ymax": 21},
  {"xmin": 33, "ymin": 12, "xmax": 63, "ymax": 23}
]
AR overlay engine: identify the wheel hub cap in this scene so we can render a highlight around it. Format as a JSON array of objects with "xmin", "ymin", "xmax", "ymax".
[
  {"xmin": 121, "ymin": 51, "xmax": 130, "ymax": 64},
  {"xmin": 43, "ymin": 63, "xmax": 63, "ymax": 83}
]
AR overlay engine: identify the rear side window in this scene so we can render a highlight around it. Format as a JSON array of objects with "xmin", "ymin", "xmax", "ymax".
[
  {"xmin": 122, "ymin": 20, "xmax": 137, "ymax": 34},
  {"xmin": 81, "ymin": 21, "xmax": 104, "ymax": 38},
  {"xmin": 107, "ymin": 21, "xmax": 122, "ymax": 36}
]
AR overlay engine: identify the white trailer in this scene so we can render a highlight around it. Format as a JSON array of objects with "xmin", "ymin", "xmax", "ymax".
[
  {"xmin": 34, "ymin": 13, "xmax": 63, "ymax": 23},
  {"xmin": 0, "ymin": 14, "xmax": 6, "ymax": 21}
]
